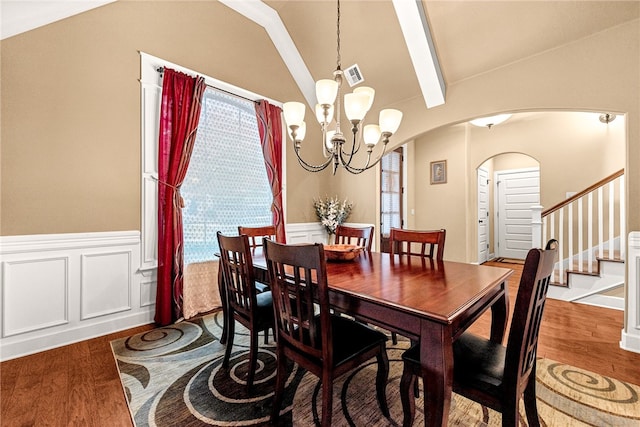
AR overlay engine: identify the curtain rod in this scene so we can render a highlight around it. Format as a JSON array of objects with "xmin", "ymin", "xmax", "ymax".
[{"xmin": 156, "ymin": 66, "xmax": 259, "ymax": 105}]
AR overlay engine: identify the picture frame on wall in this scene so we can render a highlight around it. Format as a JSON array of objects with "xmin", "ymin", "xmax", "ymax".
[{"xmin": 430, "ymin": 160, "xmax": 447, "ymax": 184}]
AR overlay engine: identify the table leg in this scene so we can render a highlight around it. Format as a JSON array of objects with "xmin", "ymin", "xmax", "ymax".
[
  {"xmin": 420, "ymin": 320, "xmax": 453, "ymax": 427},
  {"xmin": 489, "ymin": 281, "xmax": 509, "ymax": 344}
]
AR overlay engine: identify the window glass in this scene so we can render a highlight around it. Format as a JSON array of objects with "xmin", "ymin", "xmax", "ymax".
[
  {"xmin": 181, "ymin": 87, "xmax": 272, "ymax": 263},
  {"xmin": 380, "ymin": 149, "xmax": 402, "ymax": 235}
]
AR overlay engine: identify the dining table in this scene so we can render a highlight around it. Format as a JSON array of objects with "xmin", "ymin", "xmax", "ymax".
[{"xmin": 246, "ymin": 248, "xmax": 513, "ymax": 427}]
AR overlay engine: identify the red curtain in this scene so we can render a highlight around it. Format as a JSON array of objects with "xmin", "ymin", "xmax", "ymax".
[
  {"xmin": 255, "ymin": 100, "xmax": 286, "ymax": 243},
  {"xmin": 156, "ymin": 68, "xmax": 206, "ymax": 326}
]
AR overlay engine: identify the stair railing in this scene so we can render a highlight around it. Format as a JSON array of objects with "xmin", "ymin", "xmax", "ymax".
[{"xmin": 536, "ymin": 169, "xmax": 624, "ymax": 285}]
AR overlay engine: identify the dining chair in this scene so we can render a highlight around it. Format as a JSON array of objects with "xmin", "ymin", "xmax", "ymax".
[
  {"xmin": 264, "ymin": 239, "xmax": 390, "ymax": 427},
  {"xmin": 218, "ymin": 227, "xmax": 275, "ymax": 345},
  {"xmin": 216, "ymin": 231, "xmax": 275, "ymax": 391},
  {"xmin": 335, "ymin": 224, "xmax": 374, "ymax": 252},
  {"xmin": 389, "ymin": 227, "xmax": 446, "ymax": 261},
  {"xmin": 388, "ymin": 227, "xmax": 446, "ymax": 344},
  {"xmin": 238, "ymin": 225, "xmax": 276, "ymax": 250},
  {"xmin": 399, "ymin": 239, "xmax": 558, "ymax": 427}
]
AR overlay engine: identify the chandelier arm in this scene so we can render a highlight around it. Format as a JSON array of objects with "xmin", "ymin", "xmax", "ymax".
[
  {"xmin": 294, "ymin": 143, "xmax": 333, "ymax": 172},
  {"xmin": 340, "ymin": 123, "xmax": 362, "ymax": 166},
  {"xmin": 341, "ymin": 141, "xmax": 390, "ymax": 174},
  {"xmin": 284, "ymin": 0, "xmax": 402, "ymax": 175}
]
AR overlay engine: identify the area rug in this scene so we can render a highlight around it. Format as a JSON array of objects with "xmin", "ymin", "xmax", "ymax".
[{"xmin": 111, "ymin": 311, "xmax": 640, "ymax": 426}]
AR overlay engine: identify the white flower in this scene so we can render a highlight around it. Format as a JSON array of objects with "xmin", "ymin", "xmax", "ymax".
[{"xmin": 313, "ymin": 196, "xmax": 353, "ymax": 235}]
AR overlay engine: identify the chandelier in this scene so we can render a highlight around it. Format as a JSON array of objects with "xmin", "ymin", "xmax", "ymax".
[{"xmin": 282, "ymin": 0, "xmax": 403, "ymax": 175}]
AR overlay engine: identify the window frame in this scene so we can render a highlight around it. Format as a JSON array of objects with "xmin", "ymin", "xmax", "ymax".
[{"xmin": 139, "ymin": 52, "xmax": 285, "ymax": 272}]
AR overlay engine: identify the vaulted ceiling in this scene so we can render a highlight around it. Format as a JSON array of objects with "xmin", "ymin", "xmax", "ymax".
[{"xmin": 2, "ymin": 1, "xmax": 638, "ymax": 117}]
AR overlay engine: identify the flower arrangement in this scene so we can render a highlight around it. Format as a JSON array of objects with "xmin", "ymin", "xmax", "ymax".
[{"xmin": 313, "ymin": 196, "xmax": 353, "ymax": 235}]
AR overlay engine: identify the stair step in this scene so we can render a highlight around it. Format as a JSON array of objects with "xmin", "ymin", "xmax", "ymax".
[{"xmin": 551, "ymin": 253, "xmax": 624, "ymax": 287}]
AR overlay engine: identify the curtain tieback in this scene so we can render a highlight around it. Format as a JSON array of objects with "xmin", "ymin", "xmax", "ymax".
[{"xmin": 153, "ymin": 176, "xmax": 185, "ymax": 208}]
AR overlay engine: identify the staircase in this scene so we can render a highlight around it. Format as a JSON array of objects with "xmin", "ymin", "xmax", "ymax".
[{"xmin": 534, "ymin": 169, "xmax": 625, "ymax": 310}]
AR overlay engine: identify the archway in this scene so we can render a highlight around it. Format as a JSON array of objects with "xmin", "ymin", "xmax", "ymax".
[{"xmin": 477, "ymin": 153, "xmax": 539, "ymax": 263}]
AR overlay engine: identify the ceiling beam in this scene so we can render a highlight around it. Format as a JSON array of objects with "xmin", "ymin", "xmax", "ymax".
[
  {"xmin": 392, "ymin": 0, "xmax": 446, "ymax": 108},
  {"xmin": 1, "ymin": 0, "xmax": 116, "ymax": 40},
  {"xmin": 219, "ymin": 0, "xmax": 317, "ymax": 108}
]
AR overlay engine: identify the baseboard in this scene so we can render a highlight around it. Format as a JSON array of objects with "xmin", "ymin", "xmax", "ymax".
[
  {"xmin": 0, "ymin": 310, "xmax": 154, "ymax": 361},
  {"xmin": 620, "ymin": 330, "xmax": 640, "ymax": 354}
]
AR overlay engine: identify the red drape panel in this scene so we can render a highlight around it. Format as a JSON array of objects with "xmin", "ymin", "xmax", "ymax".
[
  {"xmin": 255, "ymin": 100, "xmax": 286, "ymax": 243},
  {"xmin": 156, "ymin": 68, "xmax": 206, "ymax": 326}
]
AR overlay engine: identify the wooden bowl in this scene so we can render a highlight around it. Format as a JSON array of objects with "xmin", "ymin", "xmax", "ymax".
[{"xmin": 324, "ymin": 244, "xmax": 363, "ymax": 262}]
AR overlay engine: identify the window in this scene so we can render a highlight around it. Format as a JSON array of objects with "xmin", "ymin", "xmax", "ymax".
[
  {"xmin": 181, "ymin": 88, "xmax": 272, "ymax": 263},
  {"xmin": 140, "ymin": 52, "xmax": 283, "ymax": 271},
  {"xmin": 380, "ymin": 148, "xmax": 403, "ymax": 252}
]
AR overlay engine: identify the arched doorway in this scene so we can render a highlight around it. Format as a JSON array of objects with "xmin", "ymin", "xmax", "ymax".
[{"xmin": 478, "ymin": 153, "xmax": 540, "ymax": 263}]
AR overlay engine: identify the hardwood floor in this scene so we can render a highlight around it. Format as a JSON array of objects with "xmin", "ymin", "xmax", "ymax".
[
  {"xmin": 472, "ymin": 261, "xmax": 640, "ymax": 386},
  {"xmin": 1, "ymin": 261, "xmax": 639, "ymax": 426}
]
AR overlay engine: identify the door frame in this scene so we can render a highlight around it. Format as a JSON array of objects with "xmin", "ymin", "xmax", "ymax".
[
  {"xmin": 477, "ymin": 167, "xmax": 490, "ymax": 264},
  {"xmin": 493, "ymin": 167, "xmax": 540, "ymax": 259}
]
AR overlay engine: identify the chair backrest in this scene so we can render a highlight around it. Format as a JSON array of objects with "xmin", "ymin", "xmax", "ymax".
[
  {"xmin": 263, "ymin": 239, "xmax": 331, "ymax": 362},
  {"xmin": 389, "ymin": 228, "xmax": 446, "ymax": 261},
  {"xmin": 504, "ymin": 239, "xmax": 558, "ymax": 392},
  {"xmin": 335, "ymin": 225, "xmax": 374, "ymax": 252},
  {"xmin": 238, "ymin": 225, "xmax": 277, "ymax": 249},
  {"xmin": 217, "ymin": 231, "xmax": 258, "ymax": 321}
]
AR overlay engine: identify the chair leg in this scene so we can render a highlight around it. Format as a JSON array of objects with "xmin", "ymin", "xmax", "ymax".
[
  {"xmin": 399, "ymin": 365, "xmax": 416, "ymax": 427},
  {"xmin": 222, "ymin": 317, "xmax": 235, "ymax": 368},
  {"xmin": 391, "ymin": 331, "xmax": 398, "ymax": 345},
  {"xmin": 500, "ymin": 397, "xmax": 520, "ymax": 427},
  {"xmin": 375, "ymin": 346, "xmax": 390, "ymax": 417},
  {"xmin": 320, "ymin": 374, "xmax": 334, "ymax": 427},
  {"xmin": 524, "ymin": 374, "xmax": 541, "ymax": 427},
  {"xmin": 246, "ymin": 326, "xmax": 259, "ymax": 391},
  {"xmin": 271, "ymin": 346, "xmax": 287, "ymax": 423}
]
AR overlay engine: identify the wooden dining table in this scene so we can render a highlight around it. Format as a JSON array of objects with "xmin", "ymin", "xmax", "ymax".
[{"xmin": 248, "ymin": 249, "xmax": 513, "ymax": 427}]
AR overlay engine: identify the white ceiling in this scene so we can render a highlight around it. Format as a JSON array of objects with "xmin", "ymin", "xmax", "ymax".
[{"xmin": 2, "ymin": 0, "xmax": 638, "ymax": 120}]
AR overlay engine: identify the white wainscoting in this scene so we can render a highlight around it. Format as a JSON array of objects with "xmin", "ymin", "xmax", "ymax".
[
  {"xmin": 622, "ymin": 231, "xmax": 640, "ymax": 353},
  {"xmin": 0, "ymin": 231, "xmax": 154, "ymax": 361},
  {"xmin": 286, "ymin": 222, "xmax": 376, "ymax": 251},
  {"xmin": 0, "ymin": 223, "xmax": 373, "ymax": 361}
]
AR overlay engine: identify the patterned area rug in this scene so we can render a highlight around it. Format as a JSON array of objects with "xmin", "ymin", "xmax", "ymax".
[{"xmin": 111, "ymin": 311, "xmax": 640, "ymax": 426}]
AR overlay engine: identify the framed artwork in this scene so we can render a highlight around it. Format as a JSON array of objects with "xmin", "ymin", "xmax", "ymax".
[{"xmin": 430, "ymin": 160, "xmax": 447, "ymax": 184}]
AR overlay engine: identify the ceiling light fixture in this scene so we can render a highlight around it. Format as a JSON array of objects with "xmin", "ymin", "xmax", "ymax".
[
  {"xmin": 469, "ymin": 114, "xmax": 512, "ymax": 129},
  {"xmin": 599, "ymin": 113, "xmax": 616, "ymax": 124},
  {"xmin": 282, "ymin": 0, "xmax": 403, "ymax": 175}
]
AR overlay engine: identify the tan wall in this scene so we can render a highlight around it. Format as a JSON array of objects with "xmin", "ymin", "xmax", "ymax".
[
  {"xmin": 411, "ymin": 112, "xmax": 624, "ymax": 262},
  {"xmin": 340, "ymin": 19, "xmax": 638, "ymax": 262},
  {"xmin": 491, "ymin": 152, "xmax": 538, "ymax": 172},
  {"xmin": 0, "ymin": 1, "xmax": 315, "ymax": 235},
  {"xmin": 1, "ymin": 2, "xmax": 638, "ymax": 248}
]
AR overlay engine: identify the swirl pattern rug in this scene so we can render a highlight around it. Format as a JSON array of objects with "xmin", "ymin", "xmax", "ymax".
[{"xmin": 111, "ymin": 311, "xmax": 640, "ymax": 426}]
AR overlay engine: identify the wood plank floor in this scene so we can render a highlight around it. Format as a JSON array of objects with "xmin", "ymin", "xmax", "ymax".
[{"xmin": 2, "ymin": 261, "xmax": 639, "ymax": 426}]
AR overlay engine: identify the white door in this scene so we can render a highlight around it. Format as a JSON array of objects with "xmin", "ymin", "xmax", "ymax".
[
  {"xmin": 495, "ymin": 168, "xmax": 540, "ymax": 259},
  {"xmin": 478, "ymin": 168, "xmax": 489, "ymax": 264}
]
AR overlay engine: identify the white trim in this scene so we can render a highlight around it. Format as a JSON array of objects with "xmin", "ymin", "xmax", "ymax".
[
  {"xmin": 0, "ymin": 231, "xmax": 153, "ymax": 361},
  {"xmin": 140, "ymin": 52, "xmax": 281, "ymax": 106},
  {"xmin": 622, "ymin": 231, "xmax": 640, "ymax": 353},
  {"xmin": 139, "ymin": 52, "xmax": 286, "ymax": 274}
]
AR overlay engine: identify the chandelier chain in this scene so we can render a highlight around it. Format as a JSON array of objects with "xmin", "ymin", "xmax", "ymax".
[{"xmin": 336, "ymin": 0, "xmax": 341, "ymax": 70}]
